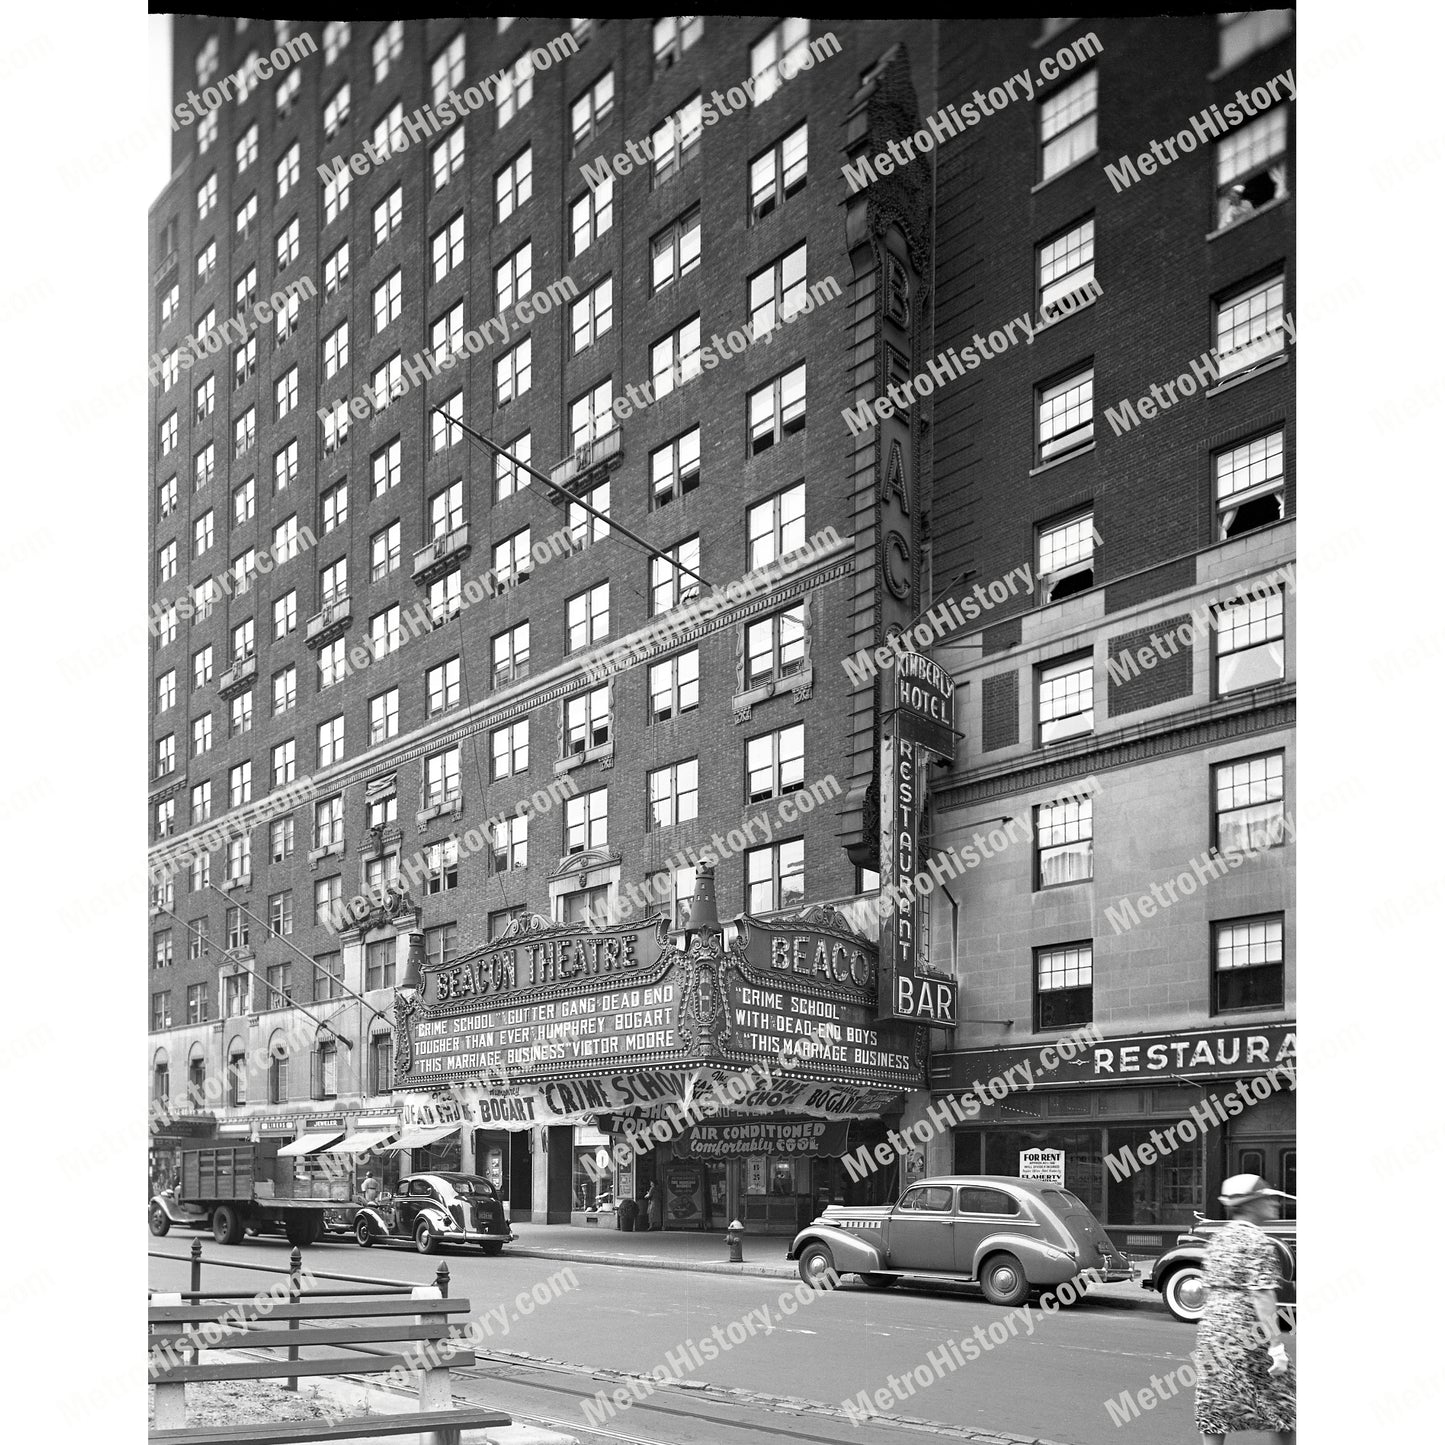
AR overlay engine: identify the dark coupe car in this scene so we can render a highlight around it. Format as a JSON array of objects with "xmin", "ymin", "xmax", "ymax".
[
  {"xmin": 352, "ymin": 1172, "xmax": 514, "ymax": 1255},
  {"xmin": 788, "ymin": 1176, "xmax": 1134, "ymax": 1305},
  {"xmin": 1146, "ymin": 1214, "xmax": 1297, "ymax": 1322}
]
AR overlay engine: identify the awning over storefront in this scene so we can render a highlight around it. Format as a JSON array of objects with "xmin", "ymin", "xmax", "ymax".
[
  {"xmin": 323, "ymin": 1128, "xmax": 399, "ymax": 1155},
  {"xmin": 386, "ymin": 1124, "xmax": 459, "ymax": 1151},
  {"xmin": 278, "ymin": 1130, "xmax": 347, "ymax": 1156}
]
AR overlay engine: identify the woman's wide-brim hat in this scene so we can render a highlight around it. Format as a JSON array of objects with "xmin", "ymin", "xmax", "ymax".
[{"xmin": 1219, "ymin": 1172, "xmax": 1294, "ymax": 1206}]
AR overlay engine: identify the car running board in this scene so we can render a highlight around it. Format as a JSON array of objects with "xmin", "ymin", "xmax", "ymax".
[{"xmin": 865, "ymin": 1270, "xmax": 978, "ymax": 1284}]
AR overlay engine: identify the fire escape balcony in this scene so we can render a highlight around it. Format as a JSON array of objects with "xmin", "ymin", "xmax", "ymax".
[
  {"xmin": 305, "ymin": 595, "xmax": 352, "ymax": 649},
  {"xmin": 547, "ymin": 429, "xmax": 623, "ymax": 506},
  {"xmin": 412, "ymin": 523, "xmax": 472, "ymax": 586}
]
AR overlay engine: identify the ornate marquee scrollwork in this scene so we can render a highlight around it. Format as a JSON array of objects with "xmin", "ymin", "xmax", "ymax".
[
  {"xmin": 675, "ymin": 931, "xmax": 731, "ymax": 1056},
  {"xmin": 394, "ymin": 987, "xmax": 418, "ymax": 1077}
]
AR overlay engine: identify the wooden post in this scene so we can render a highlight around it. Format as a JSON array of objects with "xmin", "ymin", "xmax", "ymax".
[
  {"xmin": 284, "ymin": 1246, "xmax": 302, "ymax": 1392},
  {"xmin": 188, "ymin": 1239, "xmax": 203, "ymax": 1366}
]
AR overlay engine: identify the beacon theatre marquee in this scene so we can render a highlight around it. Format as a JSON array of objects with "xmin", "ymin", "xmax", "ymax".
[{"xmin": 394, "ymin": 910, "xmax": 926, "ymax": 1129}]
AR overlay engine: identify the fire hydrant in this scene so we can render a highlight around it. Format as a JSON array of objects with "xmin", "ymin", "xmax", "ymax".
[{"xmin": 726, "ymin": 1219, "xmax": 744, "ymax": 1263}]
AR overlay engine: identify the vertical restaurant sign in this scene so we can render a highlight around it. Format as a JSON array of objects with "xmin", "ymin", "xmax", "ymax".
[{"xmin": 878, "ymin": 732, "xmax": 957, "ymax": 1026}]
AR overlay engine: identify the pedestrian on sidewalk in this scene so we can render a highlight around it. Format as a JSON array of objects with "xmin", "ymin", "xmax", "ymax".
[
  {"xmin": 645, "ymin": 1181, "xmax": 663, "ymax": 1232},
  {"xmin": 1194, "ymin": 1173, "xmax": 1296, "ymax": 1444}
]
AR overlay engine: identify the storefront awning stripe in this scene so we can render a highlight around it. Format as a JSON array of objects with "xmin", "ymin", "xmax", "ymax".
[
  {"xmin": 386, "ymin": 1124, "xmax": 459, "ymax": 1151},
  {"xmin": 322, "ymin": 1129, "xmax": 399, "ymax": 1155},
  {"xmin": 277, "ymin": 1130, "xmax": 347, "ymax": 1156}
]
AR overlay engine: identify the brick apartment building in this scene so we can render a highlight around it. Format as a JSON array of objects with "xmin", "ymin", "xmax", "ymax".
[
  {"xmin": 905, "ymin": 13, "xmax": 1297, "ymax": 1252},
  {"xmin": 146, "ymin": 15, "xmax": 949, "ymax": 1228}
]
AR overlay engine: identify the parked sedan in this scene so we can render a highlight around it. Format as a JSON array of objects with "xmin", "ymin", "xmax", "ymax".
[
  {"xmin": 789, "ymin": 1176, "xmax": 1134, "ymax": 1306},
  {"xmin": 1146, "ymin": 1214, "xmax": 1297, "ymax": 1323},
  {"xmin": 352, "ymin": 1172, "xmax": 514, "ymax": 1255}
]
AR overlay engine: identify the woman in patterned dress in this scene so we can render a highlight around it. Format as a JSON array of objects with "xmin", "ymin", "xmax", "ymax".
[{"xmin": 1195, "ymin": 1173, "xmax": 1296, "ymax": 1443}]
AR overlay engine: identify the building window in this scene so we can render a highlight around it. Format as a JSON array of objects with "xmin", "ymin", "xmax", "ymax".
[
  {"xmin": 495, "ymin": 147, "xmax": 533, "ymax": 222},
  {"xmin": 227, "ymin": 834, "xmax": 251, "ymax": 882},
  {"xmin": 155, "ymin": 733, "xmax": 176, "ymax": 778},
  {"xmin": 1215, "ymin": 752, "xmax": 1286, "ymax": 853},
  {"xmin": 648, "ymin": 864, "xmax": 698, "ymax": 929},
  {"xmin": 565, "ymin": 584, "xmax": 610, "ymax": 652},
  {"xmin": 565, "ymin": 686, "xmax": 610, "ymax": 754},
  {"xmin": 190, "ymin": 852, "xmax": 211, "ymax": 893},
  {"xmin": 567, "ymin": 479, "xmax": 610, "ymax": 546},
  {"xmin": 496, "ymin": 53, "xmax": 534, "ymax": 126},
  {"xmin": 194, "ymin": 443, "xmax": 216, "ymax": 492},
  {"xmin": 318, "ymin": 715, "xmax": 345, "ymax": 768},
  {"xmin": 1040, "ymin": 70, "xmax": 1097, "ymax": 180},
  {"xmin": 372, "ymin": 270, "xmax": 401, "ymax": 335},
  {"xmin": 432, "ymin": 392, "xmax": 464, "ymax": 452},
  {"xmin": 193, "ymin": 646, "xmax": 214, "ymax": 690},
  {"xmin": 315, "ymin": 794, "xmax": 344, "ymax": 849},
  {"xmin": 489, "ymin": 907, "xmax": 524, "ymax": 941},
  {"xmin": 1217, "ymin": 109, "xmax": 1288, "ymax": 230},
  {"xmin": 1218, "ymin": 9, "xmax": 1293, "ymax": 70},
  {"xmin": 571, "ymin": 69, "xmax": 614, "ymax": 153},
  {"xmin": 372, "ymin": 355, "xmax": 404, "ymax": 410},
  {"xmin": 233, "ymin": 336, "xmax": 258, "ymax": 390},
  {"xmin": 226, "ymin": 1049, "xmax": 248, "ymax": 1107},
  {"xmin": 749, "ymin": 364, "xmax": 806, "ymax": 454},
  {"xmin": 225, "ymin": 906, "xmax": 250, "ymax": 952},
  {"xmin": 432, "ymin": 212, "xmax": 465, "ymax": 282},
  {"xmin": 1037, "ymin": 943, "xmax": 1092, "ymax": 1027},
  {"xmin": 426, "ymin": 922, "xmax": 460, "ymax": 966},
  {"xmin": 194, "ymin": 510, "xmax": 215, "ymax": 558},
  {"xmin": 653, "ymin": 14, "xmax": 702, "ymax": 71},
  {"xmin": 428, "ymin": 570, "xmax": 460, "ymax": 625},
  {"xmin": 750, "ymin": 18, "xmax": 809, "ymax": 105},
  {"xmin": 569, "ymin": 380, "xmax": 614, "ymax": 452},
  {"xmin": 271, "ymin": 816, "xmax": 294, "ymax": 862},
  {"xmin": 748, "ymin": 243, "xmax": 807, "ymax": 335},
  {"xmin": 745, "ymin": 725, "xmax": 803, "ymax": 803},
  {"xmin": 495, "ymin": 432, "xmax": 531, "ymax": 501},
  {"xmin": 323, "ymin": 82, "xmax": 351, "ymax": 140},
  {"xmin": 651, "ymin": 95, "xmax": 702, "ymax": 184},
  {"xmin": 229, "ymin": 759, "xmax": 252, "ymax": 807},
  {"xmin": 650, "ymin": 316, "xmax": 701, "ymax": 398},
  {"xmin": 492, "ymin": 814, "xmax": 528, "ymax": 872},
  {"xmin": 1216, "ymin": 430, "xmax": 1285, "ymax": 540},
  {"xmin": 492, "ymin": 242, "xmax": 533, "ymax": 318},
  {"xmin": 187, "ymin": 1053, "xmax": 206, "ymax": 1103},
  {"xmin": 234, "ymin": 194, "xmax": 257, "ymax": 240},
  {"xmin": 154, "ymin": 1059, "xmax": 171, "ymax": 1099},
  {"xmin": 1039, "ymin": 654, "xmax": 1093, "ymax": 744},
  {"xmin": 267, "ymin": 1050, "xmax": 289, "ymax": 1104},
  {"xmin": 196, "ymin": 240, "xmax": 217, "ymax": 284},
  {"xmin": 571, "ymin": 178, "xmax": 613, "ymax": 257},
  {"xmin": 187, "ymin": 982, "xmax": 211, "ymax": 1025},
  {"xmin": 424, "ymin": 839, "xmax": 459, "ymax": 894},
  {"xmin": 650, "ymin": 538, "xmax": 700, "ymax": 615},
  {"xmin": 191, "ymin": 715, "xmax": 212, "ymax": 758},
  {"xmin": 1216, "ymin": 270, "xmax": 1287, "ymax": 378},
  {"xmin": 1038, "ymin": 216, "xmax": 1095, "ymax": 319},
  {"xmin": 197, "ymin": 172, "xmax": 217, "ymax": 219},
  {"xmin": 273, "ymin": 590, "xmax": 297, "ymax": 639},
  {"xmin": 492, "ymin": 526, "xmax": 532, "ymax": 588},
  {"xmin": 426, "ymin": 657, "xmax": 461, "ymax": 716},
  {"xmin": 372, "ymin": 19, "xmax": 403, "ymax": 83},
  {"xmin": 189, "ymin": 918, "xmax": 209, "ymax": 959},
  {"xmin": 230, "ymin": 690, "xmax": 253, "ymax": 737},
  {"xmin": 1037, "ymin": 795, "xmax": 1093, "ymax": 887},
  {"xmin": 368, "ymin": 521, "xmax": 399, "ymax": 580},
  {"xmin": 492, "ymin": 718, "xmax": 529, "ymax": 778},
  {"xmin": 268, "ymin": 891, "xmax": 293, "ymax": 938},
  {"xmin": 276, "ymin": 141, "xmax": 299, "ymax": 198},
  {"xmin": 320, "ymin": 557, "xmax": 348, "ymax": 607},
  {"xmin": 370, "ymin": 688, "xmax": 399, "ymax": 743},
  {"xmin": 158, "ymin": 670, "xmax": 177, "ymax": 713},
  {"xmin": 745, "ymin": 604, "xmax": 805, "ymax": 686},
  {"xmin": 1216, "ymin": 590, "xmax": 1285, "ymax": 694},
  {"xmin": 747, "ymin": 483, "xmax": 805, "ymax": 570},
  {"xmin": 1038, "ymin": 365, "xmax": 1094, "ymax": 461},
  {"xmin": 648, "ymin": 650, "xmax": 699, "ymax": 723},
  {"xmin": 432, "ymin": 127, "xmax": 465, "ymax": 190},
  {"xmin": 154, "ymin": 930, "xmax": 173, "ymax": 969},
  {"xmin": 561, "ymin": 885, "xmax": 611, "ymax": 927},
  {"xmin": 565, "ymin": 788, "xmax": 608, "ymax": 854},
  {"xmin": 647, "ymin": 759, "xmax": 699, "ymax": 831},
  {"xmin": 431, "ymin": 30, "xmax": 464, "ymax": 102},
  {"xmin": 493, "ymin": 623, "xmax": 529, "ymax": 686},
  {"xmin": 570, "ymin": 276, "xmax": 614, "ymax": 354},
  {"xmin": 650, "ymin": 427, "xmax": 700, "ymax": 510},
  {"xmin": 367, "ymin": 794, "xmax": 397, "ymax": 830},
  {"xmin": 272, "ymin": 666, "xmax": 296, "ymax": 717},
  {"xmin": 370, "ymin": 1033, "xmax": 394, "ymax": 1095},
  {"xmin": 651, "ymin": 207, "xmax": 700, "ymax": 294},
  {"xmin": 365, "ymin": 938, "xmax": 396, "ymax": 991},
  {"xmin": 314, "ymin": 950, "xmax": 342, "ymax": 1000},
  {"xmin": 372, "ymin": 437, "xmax": 401, "ymax": 497},
  {"xmin": 1214, "ymin": 916, "xmax": 1285, "ymax": 1012},
  {"xmin": 425, "ymin": 747, "xmax": 461, "ymax": 807},
  {"xmin": 276, "ymin": 217, "xmax": 299, "ymax": 271},
  {"xmin": 746, "ymin": 839, "xmax": 805, "ymax": 912},
  {"xmin": 373, "ymin": 186, "xmax": 402, "ymax": 249},
  {"xmin": 495, "ymin": 338, "xmax": 532, "ymax": 403},
  {"xmin": 313, "ymin": 1042, "xmax": 338, "ymax": 1100},
  {"xmin": 160, "ymin": 282, "xmax": 180, "ymax": 327},
  {"xmin": 1038, "ymin": 510, "xmax": 1096, "ymax": 602}
]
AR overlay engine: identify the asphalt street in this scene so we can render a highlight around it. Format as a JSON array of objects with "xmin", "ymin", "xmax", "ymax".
[{"xmin": 149, "ymin": 1228, "xmax": 1297, "ymax": 1445}]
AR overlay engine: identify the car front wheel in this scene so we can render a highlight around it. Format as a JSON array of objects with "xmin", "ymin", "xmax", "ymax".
[
  {"xmin": 149, "ymin": 1204, "xmax": 171, "ymax": 1237},
  {"xmin": 1162, "ymin": 1265, "xmax": 1208, "ymax": 1323},
  {"xmin": 415, "ymin": 1220, "xmax": 440, "ymax": 1255},
  {"xmin": 979, "ymin": 1252, "xmax": 1030, "ymax": 1307},
  {"xmin": 355, "ymin": 1217, "xmax": 375, "ymax": 1247},
  {"xmin": 796, "ymin": 1242, "xmax": 837, "ymax": 1288}
]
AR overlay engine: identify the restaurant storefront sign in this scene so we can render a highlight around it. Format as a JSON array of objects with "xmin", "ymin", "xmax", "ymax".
[{"xmin": 930, "ymin": 1022, "xmax": 1297, "ymax": 1091}]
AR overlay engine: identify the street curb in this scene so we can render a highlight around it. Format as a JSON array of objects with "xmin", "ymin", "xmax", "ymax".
[{"xmin": 505, "ymin": 1245, "xmax": 1167, "ymax": 1310}]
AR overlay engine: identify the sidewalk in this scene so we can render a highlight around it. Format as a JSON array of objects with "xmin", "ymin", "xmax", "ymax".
[{"xmin": 506, "ymin": 1221, "xmax": 1163, "ymax": 1309}]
